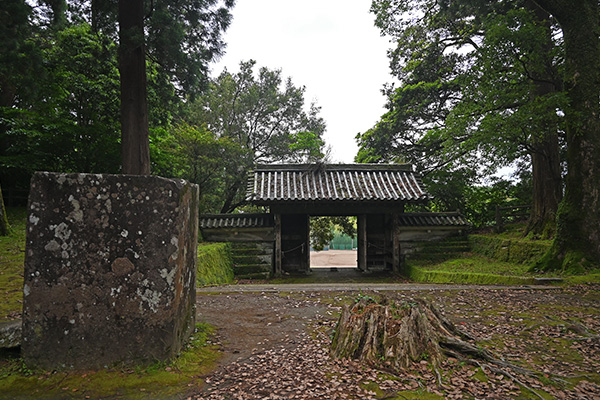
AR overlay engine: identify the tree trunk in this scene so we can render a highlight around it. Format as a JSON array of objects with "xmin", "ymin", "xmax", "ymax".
[
  {"xmin": 0, "ymin": 182, "xmax": 10, "ymax": 236},
  {"xmin": 220, "ymin": 178, "xmax": 246, "ymax": 213},
  {"xmin": 528, "ymin": 139, "xmax": 562, "ymax": 238},
  {"xmin": 46, "ymin": 0, "xmax": 67, "ymax": 29},
  {"xmin": 331, "ymin": 297, "xmax": 487, "ymax": 370},
  {"xmin": 533, "ymin": 0, "xmax": 600, "ymax": 270},
  {"xmin": 118, "ymin": 0, "xmax": 151, "ymax": 175},
  {"xmin": 525, "ymin": 0, "xmax": 563, "ymax": 239}
]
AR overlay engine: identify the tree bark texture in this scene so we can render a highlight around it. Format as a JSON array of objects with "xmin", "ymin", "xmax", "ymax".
[
  {"xmin": 118, "ymin": 0, "xmax": 151, "ymax": 175},
  {"xmin": 525, "ymin": 0, "xmax": 563, "ymax": 239},
  {"xmin": 0, "ymin": 183, "xmax": 10, "ymax": 236},
  {"xmin": 529, "ymin": 139, "xmax": 562, "ymax": 238},
  {"xmin": 533, "ymin": 0, "xmax": 600, "ymax": 268}
]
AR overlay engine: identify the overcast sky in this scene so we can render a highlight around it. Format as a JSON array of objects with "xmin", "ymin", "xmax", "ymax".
[{"xmin": 211, "ymin": 0, "xmax": 393, "ymax": 163}]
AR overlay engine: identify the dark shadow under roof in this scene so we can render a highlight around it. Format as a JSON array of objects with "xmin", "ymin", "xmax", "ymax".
[{"xmin": 246, "ymin": 163, "xmax": 431, "ymax": 205}]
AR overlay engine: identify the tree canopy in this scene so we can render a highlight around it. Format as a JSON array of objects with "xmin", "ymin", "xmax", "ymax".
[
  {"xmin": 188, "ymin": 60, "xmax": 328, "ymax": 212},
  {"xmin": 0, "ymin": 2, "xmax": 328, "ymax": 215},
  {"xmin": 359, "ymin": 0, "xmax": 599, "ymax": 268},
  {"xmin": 1, "ymin": 0, "xmax": 234, "ymax": 185},
  {"xmin": 358, "ymin": 0, "xmax": 566, "ymax": 236}
]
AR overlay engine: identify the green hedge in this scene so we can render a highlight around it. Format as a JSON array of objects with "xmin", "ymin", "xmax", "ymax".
[
  {"xmin": 469, "ymin": 235, "xmax": 550, "ymax": 265},
  {"xmin": 197, "ymin": 243, "xmax": 235, "ymax": 287}
]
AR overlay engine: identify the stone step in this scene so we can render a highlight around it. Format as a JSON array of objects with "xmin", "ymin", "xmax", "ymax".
[
  {"xmin": 235, "ymin": 271, "xmax": 271, "ymax": 280},
  {"xmin": 233, "ymin": 264, "xmax": 271, "ymax": 275},
  {"xmin": 231, "ymin": 248, "xmax": 265, "ymax": 256},
  {"xmin": 232, "ymin": 254, "xmax": 272, "ymax": 265}
]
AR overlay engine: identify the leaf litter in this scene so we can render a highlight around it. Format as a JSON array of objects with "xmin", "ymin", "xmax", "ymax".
[{"xmin": 189, "ymin": 286, "xmax": 600, "ymax": 399}]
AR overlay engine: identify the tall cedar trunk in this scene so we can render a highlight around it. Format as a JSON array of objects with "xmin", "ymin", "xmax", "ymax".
[
  {"xmin": 526, "ymin": 1, "xmax": 562, "ymax": 238},
  {"xmin": 529, "ymin": 137, "xmax": 562, "ymax": 238},
  {"xmin": 534, "ymin": 0, "xmax": 600, "ymax": 268},
  {"xmin": 46, "ymin": 0, "xmax": 67, "ymax": 29},
  {"xmin": 118, "ymin": 0, "xmax": 151, "ymax": 175},
  {"xmin": 0, "ymin": 183, "xmax": 10, "ymax": 236}
]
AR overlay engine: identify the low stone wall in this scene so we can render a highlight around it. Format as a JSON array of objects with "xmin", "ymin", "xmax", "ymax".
[
  {"xmin": 22, "ymin": 172, "xmax": 199, "ymax": 369},
  {"xmin": 469, "ymin": 234, "xmax": 550, "ymax": 265},
  {"xmin": 197, "ymin": 242, "xmax": 235, "ymax": 286}
]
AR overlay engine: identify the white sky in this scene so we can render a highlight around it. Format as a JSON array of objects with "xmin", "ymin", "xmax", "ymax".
[{"xmin": 211, "ymin": 0, "xmax": 393, "ymax": 163}]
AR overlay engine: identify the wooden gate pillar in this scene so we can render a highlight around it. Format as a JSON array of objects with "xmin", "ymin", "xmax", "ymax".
[
  {"xmin": 357, "ymin": 214, "xmax": 367, "ymax": 271},
  {"xmin": 392, "ymin": 213, "xmax": 401, "ymax": 274},
  {"xmin": 274, "ymin": 213, "xmax": 282, "ymax": 276},
  {"xmin": 302, "ymin": 214, "xmax": 310, "ymax": 272}
]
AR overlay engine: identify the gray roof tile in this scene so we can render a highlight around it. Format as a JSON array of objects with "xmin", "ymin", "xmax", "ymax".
[
  {"xmin": 200, "ymin": 214, "xmax": 274, "ymax": 229},
  {"xmin": 398, "ymin": 212, "xmax": 470, "ymax": 227},
  {"xmin": 247, "ymin": 164, "xmax": 431, "ymax": 203}
]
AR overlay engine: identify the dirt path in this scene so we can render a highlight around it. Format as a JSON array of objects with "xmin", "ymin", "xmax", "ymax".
[
  {"xmin": 190, "ymin": 286, "xmax": 600, "ymax": 399},
  {"xmin": 195, "ymin": 292, "xmax": 332, "ymax": 367}
]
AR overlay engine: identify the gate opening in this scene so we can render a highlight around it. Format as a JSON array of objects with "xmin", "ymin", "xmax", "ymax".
[{"xmin": 309, "ymin": 216, "xmax": 358, "ymax": 271}]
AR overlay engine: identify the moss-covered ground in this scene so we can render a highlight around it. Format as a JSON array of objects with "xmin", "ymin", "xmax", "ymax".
[{"xmin": 0, "ymin": 323, "xmax": 219, "ymax": 399}]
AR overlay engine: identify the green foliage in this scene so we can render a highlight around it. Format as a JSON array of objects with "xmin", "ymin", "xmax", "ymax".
[
  {"xmin": 191, "ymin": 60, "xmax": 327, "ymax": 163},
  {"xmin": 310, "ymin": 216, "xmax": 356, "ymax": 251},
  {"xmin": 462, "ymin": 177, "xmax": 531, "ymax": 228},
  {"xmin": 1, "ymin": 0, "xmax": 234, "ymax": 193},
  {"xmin": 188, "ymin": 60, "xmax": 327, "ymax": 212},
  {"xmin": 143, "ymin": 0, "xmax": 235, "ymax": 97},
  {"xmin": 288, "ymin": 131, "xmax": 327, "ymax": 162},
  {"xmin": 151, "ymin": 123, "xmax": 247, "ymax": 213},
  {"xmin": 0, "ymin": 1, "xmax": 44, "ymax": 107},
  {"xmin": 406, "ymin": 170, "xmax": 532, "ymax": 228},
  {"xmin": 197, "ymin": 242, "xmax": 235, "ymax": 286},
  {"xmin": 358, "ymin": 0, "xmax": 567, "ymax": 229},
  {"xmin": 0, "ymin": 22, "xmax": 121, "ymax": 191}
]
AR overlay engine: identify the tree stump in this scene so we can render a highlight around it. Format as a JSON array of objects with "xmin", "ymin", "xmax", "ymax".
[{"xmin": 331, "ymin": 296, "xmax": 492, "ymax": 370}]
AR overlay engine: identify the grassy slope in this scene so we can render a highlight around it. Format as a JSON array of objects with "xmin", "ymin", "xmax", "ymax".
[
  {"xmin": 0, "ymin": 208, "xmax": 27, "ymax": 322},
  {"xmin": 408, "ymin": 223, "xmax": 600, "ymax": 285}
]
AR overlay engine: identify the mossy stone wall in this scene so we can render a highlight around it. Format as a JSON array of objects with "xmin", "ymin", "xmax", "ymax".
[
  {"xmin": 469, "ymin": 235, "xmax": 550, "ymax": 265},
  {"xmin": 23, "ymin": 172, "xmax": 199, "ymax": 369},
  {"xmin": 197, "ymin": 243, "xmax": 234, "ymax": 286}
]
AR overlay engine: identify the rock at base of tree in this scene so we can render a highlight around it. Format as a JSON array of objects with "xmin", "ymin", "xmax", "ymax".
[
  {"xmin": 22, "ymin": 172, "xmax": 199, "ymax": 370},
  {"xmin": 0, "ymin": 320, "xmax": 22, "ymax": 349},
  {"xmin": 331, "ymin": 296, "xmax": 492, "ymax": 371}
]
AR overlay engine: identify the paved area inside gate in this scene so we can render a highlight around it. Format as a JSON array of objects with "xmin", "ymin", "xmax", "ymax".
[{"xmin": 310, "ymin": 249, "xmax": 357, "ymax": 268}]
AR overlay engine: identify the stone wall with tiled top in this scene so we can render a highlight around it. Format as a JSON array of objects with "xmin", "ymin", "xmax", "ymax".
[{"xmin": 22, "ymin": 172, "xmax": 199, "ymax": 369}]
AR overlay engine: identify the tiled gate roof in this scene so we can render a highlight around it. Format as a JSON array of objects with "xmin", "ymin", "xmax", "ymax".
[
  {"xmin": 398, "ymin": 212, "xmax": 470, "ymax": 227},
  {"xmin": 247, "ymin": 164, "xmax": 430, "ymax": 204},
  {"xmin": 199, "ymin": 214, "xmax": 274, "ymax": 229}
]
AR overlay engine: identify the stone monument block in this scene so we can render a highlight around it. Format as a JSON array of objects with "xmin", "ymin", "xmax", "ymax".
[{"xmin": 22, "ymin": 172, "xmax": 199, "ymax": 369}]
